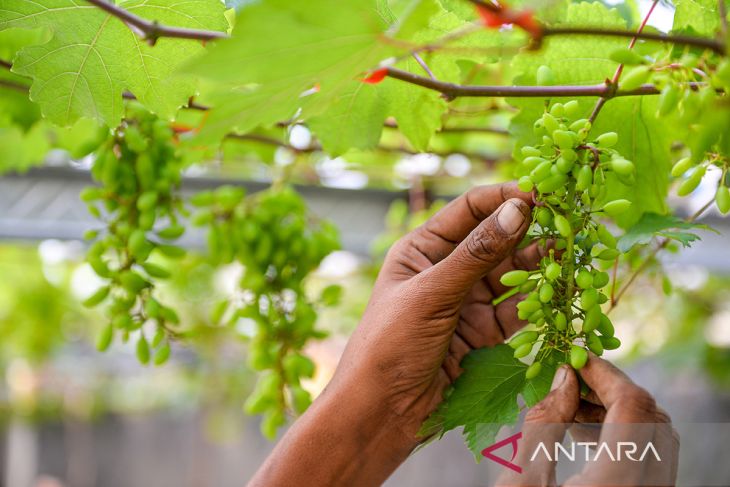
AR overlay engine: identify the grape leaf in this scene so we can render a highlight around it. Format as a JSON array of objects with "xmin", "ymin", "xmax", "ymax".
[
  {"xmin": 0, "ymin": 0, "xmax": 228, "ymax": 126},
  {"xmin": 673, "ymin": 0, "xmax": 725, "ymax": 35},
  {"xmin": 186, "ymin": 0, "xmax": 395, "ymax": 142},
  {"xmin": 617, "ymin": 212, "xmax": 715, "ymax": 252},
  {"xmin": 508, "ymin": 2, "xmax": 672, "ymax": 227},
  {"xmin": 425, "ymin": 345, "xmax": 527, "ymax": 456},
  {"xmin": 309, "ymin": 81, "xmax": 388, "ymax": 156}
]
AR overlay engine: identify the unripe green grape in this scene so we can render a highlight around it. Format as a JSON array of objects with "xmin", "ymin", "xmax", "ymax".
[
  {"xmin": 564, "ymin": 100, "xmax": 580, "ymax": 118},
  {"xmin": 550, "ymin": 103, "xmax": 565, "ymax": 118},
  {"xmin": 600, "ymin": 336, "xmax": 621, "ymax": 350},
  {"xmin": 583, "ymin": 306, "xmax": 601, "ymax": 332},
  {"xmin": 585, "ymin": 332, "xmax": 604, "ymax": 356},
  {"xmin": 83, "ymin": 285, "xmax": 110, "ymax": 307},
  {"xmin": 597, "ymin": 314, "xmax": 615, "ymax": 338},
  {"xmin": 611, "ymin": 157, "xmax": 635, "ymax": 176},
  {"xmin": 537, "ymin": 65, "xmax": 555, "ymax": 85},
  {"xmin": 552, "ymin": 130, "xmax": 574, "ymax": 150},
  {"xmin": 671, "ymin": 157, "xmax": 692, "ymax": 178},
  {"xmin": 518, "ymin": 176, "xmax": 534, "ymax": 192},
  {"xmin": 514, "ymin": 342, "xmax": 534, "ymax": 358},
  {"xmin": 596, "ymin": 224, "xmax": 617, "ymax": 248},
  {"xmin": 570, "ymin": 345, "xmax": 588, "ymax": 369},
  {"xmin": 533, "ymin": 119, "xmax": 545, "ymax": 135},
  {"xmin": 508, "ymin": 330, "xmax": 539, "ymax": 349},
  {"xmin": 120, "ymin": 271, "xmax": 148, "ymax": 294},
  {"xmin": 678, "ymin": 165, "xmax": 707, "ymax": 196},
  {"xmin": 596, "ymin": 132, "xmax": 618, "ymax": 148},
  {"xmin": 521, "ymin": 146, "xmax": 542, "ymax": 157},
  {"xmin": 142, "ymin": 263, "xmax": 171, "ymax": 279},
  {"xmin": 539, "ymin": 283, "xmax": 554, "ymax": 303},
  {"xmin": 136, "ymin": 191, "xmax": 158, "ymax": 211},
  {"xmin": 519, "ymin": 279, "xmax": 538, "ymax": 293},
  {"xmin": 602, "ymin": 199, "xmax": 632, "ymax": 217},
  {"xmin": 262, "ymin": 410, "xmax": 286, "ymax": 440},
  {"xmin": 554, "ymin": 311, "xmax": 567, "ymax": 331},
  {"xmin": 536, "ymin": 207, "xmax": 553, "ymax": 227},
  {"xmin": 556, "ymin": 156, "xmax": 574, "ymax": 174},
  {"xmin": 525, "ymin": 362, "xmax": 542, "ymax": 379},
  {"xmin": 554, "ymin": 214, "xmax": 572, "ymax": 237},
  {"xmin": 527, "ymin": 309, "xmax": 544, "ymax": 323},
  {"xmin": 544, "ymin": 262, "xmax": 561, "ymax": 281},
  {"xmin": 290, "ymin": 385, "xmax": 312, "ymax": 414},
  {"xmin": 716, "ymin": 185, "xmax": 730, "ymax": 214},
  {"xmin": 581, "ymin": 288, "xmax": 599, "ymax": 310},
  {"xmin": 568, "ymin": 118, "xmax": 589, "ymax": 132},
  {"xmin": 609, "ymin": 48, "xmax": 646, "ymax": 65},
  {"xmin": 597, "ymin": 248, "xmax": 620, "ymax": 260},
  {"xmin": 576, "ymin": 269, "xmax": 593, "ymax": 289},
  {"xmin": 500, "ymin": 270, "xmax": 530, "ymax": 287},
  {"xmin": 657, "ymin": 85, "xmax": 680, "ymax": 117},
  {"xmin": 542, "ymin": 113, "xmax": 559, "ymax": 134},
  {"xmin": 152, "ymin": 342, "xmax": 170, "ymax": 366},
  {"xmin": 592, "ymin": 271, "xmax": 610, "ymax": 288},
  {"xmin": 136, "ymin": 335, "xmax": 150, "ymax": 365},
  {"xmin": 97, "ymin": 323, "xmax": 114, "ymax": 351},
  {"xmin": 537, "ymin": 174, "xmax": 567, "ymax": 194},
  {"xmin": 576, "ymin": 165, "xmax": 593, "ymax": 191},
  {"xmin": 620, "ymin": 67, "xmax": 651, "ymax": 91},
  {"xmin": 530, "ymin": 160, "xmax": 553, "ymax": 181},
  {"xmin": 157, "ymin": 224, "xmax": 185, "ymax": 240}
]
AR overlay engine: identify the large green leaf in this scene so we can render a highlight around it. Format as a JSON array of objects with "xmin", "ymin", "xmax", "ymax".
[
  {"xmin": 0, "ymin": 0, "xmax": 228, "ymax": 126},
  {"xmin": 187, "ymin": 0, "xmax": 394, "ymax": 141},
  {"xmin": 673, "ymin": 0, "xmax": 727, "ymax": 35},
  {"xmin": 618, "ymin": 212, "xmax": 715, "ymax": 252}
]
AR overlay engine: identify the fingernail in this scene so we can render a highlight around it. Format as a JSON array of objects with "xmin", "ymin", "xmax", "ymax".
[
  {"xmin": 551, "ymin": 365, "xmax": 568, "ymax": 391},
  {"xmin": 497, "ymin": 201, "xmax": 526, "ymax": 235}
]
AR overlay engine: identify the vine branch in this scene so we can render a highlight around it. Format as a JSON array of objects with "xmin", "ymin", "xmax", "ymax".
[{"xmin": 84, "ymin": 0, "xmax": 227, "ymax": 44}]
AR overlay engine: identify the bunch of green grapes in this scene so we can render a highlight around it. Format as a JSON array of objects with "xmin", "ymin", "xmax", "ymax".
[
  {"xmin": 503, "ymin": 101, "xmax": 633, "ymax": 378},
  {"xmin": 609, "ymin": 49, "xmax": 730, "ymax": 213},
  {"xmin": 80, "ymin": 110, "xmax": 187, "ymax": 365},
  {"xmin": 191, "ymin": 185, "xmax": 340, "ymax": 437}
]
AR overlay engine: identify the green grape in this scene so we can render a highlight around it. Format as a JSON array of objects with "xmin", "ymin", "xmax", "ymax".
[
  {"xmin": 671, "ymin": 157, "xmax": 692, "ymax": 177},
  {"xmin": 508, "ymin": 330, "xmax": 539, "ymax": 349},
  {"xmin": 191, "ymin": 185, "xmax": 340, "ymax": 437},
  {"xmin": 602, "ymin": 199, "xmax": 632, "ymax": 217},
  {"xmin": 620, "ymin": 67, "xmax": 651, "ymax": 91},
  {"xmin": 596, "ymin": 132, "xmax": 618, "ymax": 148},
  {"xmin": 544, "ymin": 262, "xmax": 561, "ymax": 281},
  {"xmin": 554, "ymin": 214, "xmax": 572, "ymax": 238},
  {"xmin": 597, "ymin": 314, "xmax": 615, "ymax": 337},
  {"xmin": 585, "ymin": 332, "xmax": 604, "ymax": 356},
  {"xmin": 514, "ymin": 342, "xmax": 534, "ymax": 359},
  {"xmin": 570, "ymin": 345, "xmax": 588, "ymax": 369},
  {"xmin": 539, "ymin": 283, "xmax": 554, "ymax": 303},
  {"xmin": 657, "ymin": 85, "xmax": 680, "ymax": 117},
  {"xmin": 525, "ymin": 362, "xmax": 542, "ymax": 379},
  {"xmin": 678, "ymin": 166, "xmax": 706, "ymax": 196},
  {"xmin": 536, "ymin": 65, "xmax": 555, "ymax": 85},
  {"xmin": 82, "ymin": 110, "xmax": 185, "ymax": 372},
  {"xmin": 518, "ymin": 175, "xmax": 534, "ymax": 192},
  {"xmin": 500, "ymin": 270, "xmax": 530, "ymax": 287},
  {"xmin": 611, "ymin": 157, "xmax": 635, "ymax": 176},
  {"xmin": 576, "ymin": 269, "xmax": 594, "ymax": 289},
  {"xmin": 600, "ymin": 336, "xmax": 621, "ymax": 350}
]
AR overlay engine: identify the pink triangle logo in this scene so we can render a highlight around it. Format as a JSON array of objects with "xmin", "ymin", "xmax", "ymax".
[{"xmin": 481, "ymin": 432, "xmax": 523, "ymax": 474}]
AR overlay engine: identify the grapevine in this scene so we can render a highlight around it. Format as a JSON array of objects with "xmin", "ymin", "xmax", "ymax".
[
  {"xmin": 191, "ymin": 185, "xmax": 340, "ymax": 437},
  {"xmin": 81, "ymin": 108, "xmax": 187, "ymax": 365}
]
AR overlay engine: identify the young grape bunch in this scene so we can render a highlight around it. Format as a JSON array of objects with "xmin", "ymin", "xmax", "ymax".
[
  {"xmin": 505, "ymin": 100, "xmax": 632, "ymax": 377},
  {"xmin": 191, "ymin": 185, "xmax": 340, "ymax": 438},
  {"xmin": 80, "ymin": 109, "xmax": 186, "ymax": 365}
]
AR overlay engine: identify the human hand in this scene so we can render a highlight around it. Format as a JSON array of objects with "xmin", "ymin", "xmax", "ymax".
[
  {"xmin": 496, "ymin": 356, "xmax": 679, "ymax": 487},
  {"xmin": 327, "ymin": 183, "xmax": 541, "ymax": 448}
]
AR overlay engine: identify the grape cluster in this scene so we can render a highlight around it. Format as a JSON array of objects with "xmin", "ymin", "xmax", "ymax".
[
  {"xmin": 504, "ymin": 101, "xmax": 633, "ymax": 377},
  {"xmin": 81, "ymin": 109, "xmax": 186, "ymax": 365},
  {"xmin": 191, "ymin": 185, "xmax": 340, "ymax": 437}
]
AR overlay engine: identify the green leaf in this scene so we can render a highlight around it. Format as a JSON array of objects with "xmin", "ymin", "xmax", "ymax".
[
  {"xmin": 309, "ymin": 82, "xmax": 388, "ymax": 156},
  {"xmin": 673, "ymin": 0, "xmax": 725, "ymax": 35},
  {"xmin": 618, "ymin": 212, "xmax": 715, "ymax": 252},
  {"xmin": 1, "ymin": 0, "xmax": 228, "ymax": 126},
  {"xmin": 425, "ymin": 345, "xmax": 527, "ymax": 456},
  {"xmin": 187, "ymin": 0, "xmax": 394, "ymax": 141}
]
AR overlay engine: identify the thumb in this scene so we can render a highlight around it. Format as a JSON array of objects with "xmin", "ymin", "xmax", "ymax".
[{"xmin": 426, "ymin": 198, "xmax": 531, "ymax": 296}]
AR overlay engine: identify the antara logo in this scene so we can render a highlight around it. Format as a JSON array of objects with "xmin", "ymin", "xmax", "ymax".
[{"xmin": 481, "ymin": 431, "xmax": 661, "ymax": 472}]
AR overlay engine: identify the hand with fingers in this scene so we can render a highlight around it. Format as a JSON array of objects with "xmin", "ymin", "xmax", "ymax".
[
  {"xmin": 249, "ymin": 182, "xmax": 544, "ymax": 487},
  {"xmin": 497, "ymin": 356, "xmax": 679, "ymax": 487}
]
